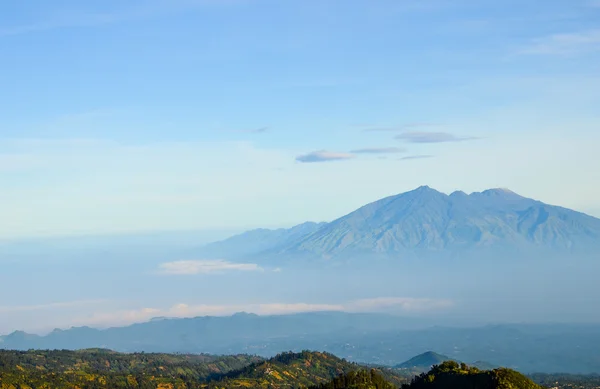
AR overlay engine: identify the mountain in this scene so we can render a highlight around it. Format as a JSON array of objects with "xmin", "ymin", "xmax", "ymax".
[
  {"xmin": 197, "ymin": 186, "xmax": 600, "ymax": 260},
  {"xmin": 0, "ymin": 312, "xmax": 422, "ymax": 353},
  {"xmin": 395, "ymin": 352, "xmax": 454, "ymax": 369},
  {"xmin": 3, "ymin": 315, "xmax": 600, "ymax": 374},
  {"xmin": 400, "ymin": 360, "xmax": 543, "ymax": 389},
  {"xmin": 191, "ymin": 221, "xmax": 326, "ymax": 259}
]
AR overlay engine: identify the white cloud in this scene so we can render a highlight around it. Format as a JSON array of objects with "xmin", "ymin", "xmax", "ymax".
[
  {"xmin": 348, "ymin": 297, "xmax": 454, "ymax": 313},
  {"xmin": 520, "ymin": 29, "xmax": 600, "ymax": 56},
  {"xmin": 158, "ymin": 259, "xmax": 262, "ymax": 275}
]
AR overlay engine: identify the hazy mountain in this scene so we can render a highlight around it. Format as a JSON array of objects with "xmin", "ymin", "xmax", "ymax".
[
  {"xmin": 3, "ymin": 314, "xmax": 600, "ymax": 374},
  {"xmin": 396, "ymin": 352, "xmax": 454, "ymax": 369},
  {"xmin": 191, "ymin": 221, "xmax": 326, "ymax": 259},
  {"xmin": 0, "ymin": 312, "xmax": 422, "ymax": 353},
  {"xmin": 200, "ymin": 186, "xmax": 600, "ymax": 260}
]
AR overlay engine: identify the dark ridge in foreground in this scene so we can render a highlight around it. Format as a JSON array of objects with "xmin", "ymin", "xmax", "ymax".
[{"xmin": 401, "ymin": 361, "xmax": 543, "ymax": 389}]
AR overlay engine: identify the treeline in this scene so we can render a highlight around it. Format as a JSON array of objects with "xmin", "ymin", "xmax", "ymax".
[
  {"xmin": 0, "ymin": 349, "xmax": 261, "ymax": 389},
  {"xmin": 309, "ymin": 370, "xmax": 397, "ymax": 389},
  {"xmin": 401, "ymin": 361, "xmax": 542, "ymax": 389}
]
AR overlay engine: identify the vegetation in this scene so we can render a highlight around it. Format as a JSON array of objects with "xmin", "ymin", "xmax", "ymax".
[
  {"xmin": 309, "ymin": 370, "xmax": 397, "ymax": 389},
  {"xmin": 529, "ymin": 373, "xmax": 600, "ymax": 389},
  {"xmin": 401, "ymin": 361, "xmax": 543, "ymax": 389},
  {"xmin": 3, "ymin": 349, "xmax": 600, "ymax": 389},
  {"xmin": 0, "ymin": 349, "xmax": 260, "ymax": 389},
  {"xmin": 0, "ymin": 349, "xmax": 406, "ymax": 389}
]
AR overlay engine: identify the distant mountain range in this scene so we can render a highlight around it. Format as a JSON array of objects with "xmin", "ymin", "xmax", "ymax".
[
  {"xmin": 193, "ymin": 186, "xmax": 600, "ymax": 260},
  {"xmin": 3, "ymin": 313, "xmax": 600, "ymax": 374}
]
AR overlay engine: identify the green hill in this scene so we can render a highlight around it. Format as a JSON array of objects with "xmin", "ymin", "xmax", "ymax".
[
  {"xmin": 309, "ymin": 369, "xmax": 397, "ymax": 389},
  {"xmin": 401, "ymin": 361, "xmax": 544, "ymax": 389},
  {"xmin": 0, "ymin": 349, "xmax": 407, "ymax": 389},
  {"xmin": 208, "ymin": 351, "xmax": 372, "ymax": 388},
  {"xmin": 395, "ymin": 352, "xmax": 453, "ymax": 369},
  {"xmin": 0, "ymin": 348, "xmax": 261, "ymax": 388}
]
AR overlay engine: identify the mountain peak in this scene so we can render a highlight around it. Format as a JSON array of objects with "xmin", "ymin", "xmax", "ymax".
[{"xmin": 475, "ymin": 187, "xmax": 522, "ymax": 198}]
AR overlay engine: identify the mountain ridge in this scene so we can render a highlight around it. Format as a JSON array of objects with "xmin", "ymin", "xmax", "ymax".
[{"xmin": 194, "ymin": 186, "xmax": 600, "ymax": 260}]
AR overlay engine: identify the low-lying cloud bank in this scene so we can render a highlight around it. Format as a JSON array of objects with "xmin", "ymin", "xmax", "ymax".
[{"xmin": 158, "ymin": 259, "xmax": 263, "ymax": 275}]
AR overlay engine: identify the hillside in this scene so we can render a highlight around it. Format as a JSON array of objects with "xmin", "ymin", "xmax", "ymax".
[
  {"xmin": 207, "ymin": 351, "xmax": 395, "ymax": 388},
  {"xmin": 0, "ymin": 349, "xmax": 261, "ymax": 388},
  {"xmin": 395, "ymin": 352, "xmax": 453, "ymax": 369},
  {"xmin": 0, "ymin": 349, "xmax": 407, "ymax": 389},
  {"xmin": 401, "ymin": 361, "xmax": 543, "ymax": 389},
  {"xmin": 309, "ymin": 369, "xmax": 398, "ymax": 389},
  {"xmin": 197, "ymin": 186, "xmax": 600, "ymax": 260}
]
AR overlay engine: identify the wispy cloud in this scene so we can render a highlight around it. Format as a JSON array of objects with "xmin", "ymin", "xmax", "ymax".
[
  {"xmin": 348, "ymin": 297, "xmax": 454, "ymax": 313},
  {"xmin": 520, "ymin": 29, "xmax": 600, "ymax": 56},
  {"xmin": 71, "ymin": 297, "xmax": 454, "ymax": 328},
  {"xmin": 0, "ymin": 299, "xmax": 108, "ymax": 314},
  {"xmin": 362, "ymin": 123, "xmax": 440, "ymax": 132},
  {"xmin": 396, "ymin": 131, "xmax": 477, "ymax": 143},
  {"xmin": 295, "ymin": 150, "xmax": 355, "ymax": 163},
  {"xmin": 0, "ymin": 0, "xmax": 246, "ymax": 38},
  {"xmin": 349, "ymin": 147, "xmax": 406, "ymax": 154},
  {"xmin": 247, "ymin": 127, "xmax": 269, "ymax": 134},
  {"xmin": 158, "ymin": 259, "xmax": 262, "ymax": 275},
  {"xmin": 398, "ymin": 155, "xmax": 434, "ymax": 161}
]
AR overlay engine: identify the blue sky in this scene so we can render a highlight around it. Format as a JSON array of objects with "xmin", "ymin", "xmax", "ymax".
[
  {"xmin": 1, "ymin": 0, "xmax": 600, "ymax": 333},
  {"xmin": 1, "ymin": 0, "xmax": 600, "ymax": 238}
]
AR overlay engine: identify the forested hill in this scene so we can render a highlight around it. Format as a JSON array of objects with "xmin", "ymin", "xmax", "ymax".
[
  {"xmin": 0, "ymin": 349, "xmax": 406, "ymax": 389},
  {"xmin": 0, "ymin": 349, "xmax": 260, "ymax": 388},
  {"xmin": 401, "ymin": 361, "xmax": 542, "ymax": 389},
  {"xmin": 2, "ymin": 349, "xmax": 600, "ymax": 389}
]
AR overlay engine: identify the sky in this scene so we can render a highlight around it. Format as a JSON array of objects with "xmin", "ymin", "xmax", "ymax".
[
  {"xmin": 0, "ymin": 0, "xmax": 599, "ymax": 239},
  {"xmin": 1, "ymin": 0, "xmax": 600, "ymax": 333}
]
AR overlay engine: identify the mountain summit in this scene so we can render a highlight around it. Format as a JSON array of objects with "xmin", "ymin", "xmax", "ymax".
[{"xmin": 194, "ymin": 186, "xmax": 600, "ymax": 260}]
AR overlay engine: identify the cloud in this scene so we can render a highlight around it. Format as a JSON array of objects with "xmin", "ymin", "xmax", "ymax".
[
  {"xmin": 0, "ymin": 1, "xmax": 246, "ymax": 38},
  {"xmin": 349, "ymin": 147, "xmax": 406, "ymax": 154},
  {"xmin": 398, "ymin": 155, "xmax": 434, "ymax": 161},
  {"xmin": 520, "ymin": 29, "xmax": 600, "ymax": 56},
  {"xmin": 347, "ymin": 297, "xmax": 454, "ymax": 313},
  {"xmin": 0, "ymin": 299, "xmax": 108, "ymax": 314},
  {"xmin": 362, "ymin": 123, "xmax": 440, "ymax": 132},
  {"xmin": 395, "ymin": 131, "xmax": 477, "ymax": 143},
  {"xmin": 69, "ymin": 297, "xmax": 454, "ymax": 328},
  {"xmin": 158, "ymin": 259, "xmax": 262, "ymax": 275},
  {"xmin": 295, "ymin": 150, "xmax": 355, "ymax": 163}
]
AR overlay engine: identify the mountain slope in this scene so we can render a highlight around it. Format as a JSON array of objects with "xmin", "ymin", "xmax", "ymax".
[
  {"xmin": 401, "ymin": 361, "xmax": 543, "ymax": 389},
  {"xmin": 272, "ymin": 186, "xmax": 600, "ymax": 259},
  {"xmin": 395, "ymin": 352, "xmax": 453, "ymax": 369},
  {"xmin": 0, "ymin": 312, "xmax": 421, "ymax": 352},
  {"xmin": 0, "ymin": 349, "xmax": 261, "ymax": 388},
  {"xmin": 209, "ymin": 351, "xmax": 365, "ymax": 388},
  {"xmin": 310, "ymin": 369, "xmax": 399, "ymax": 389},
  {"xmin": 191, "ymin": 221, "xmax": 326, "ymax": 259}
]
